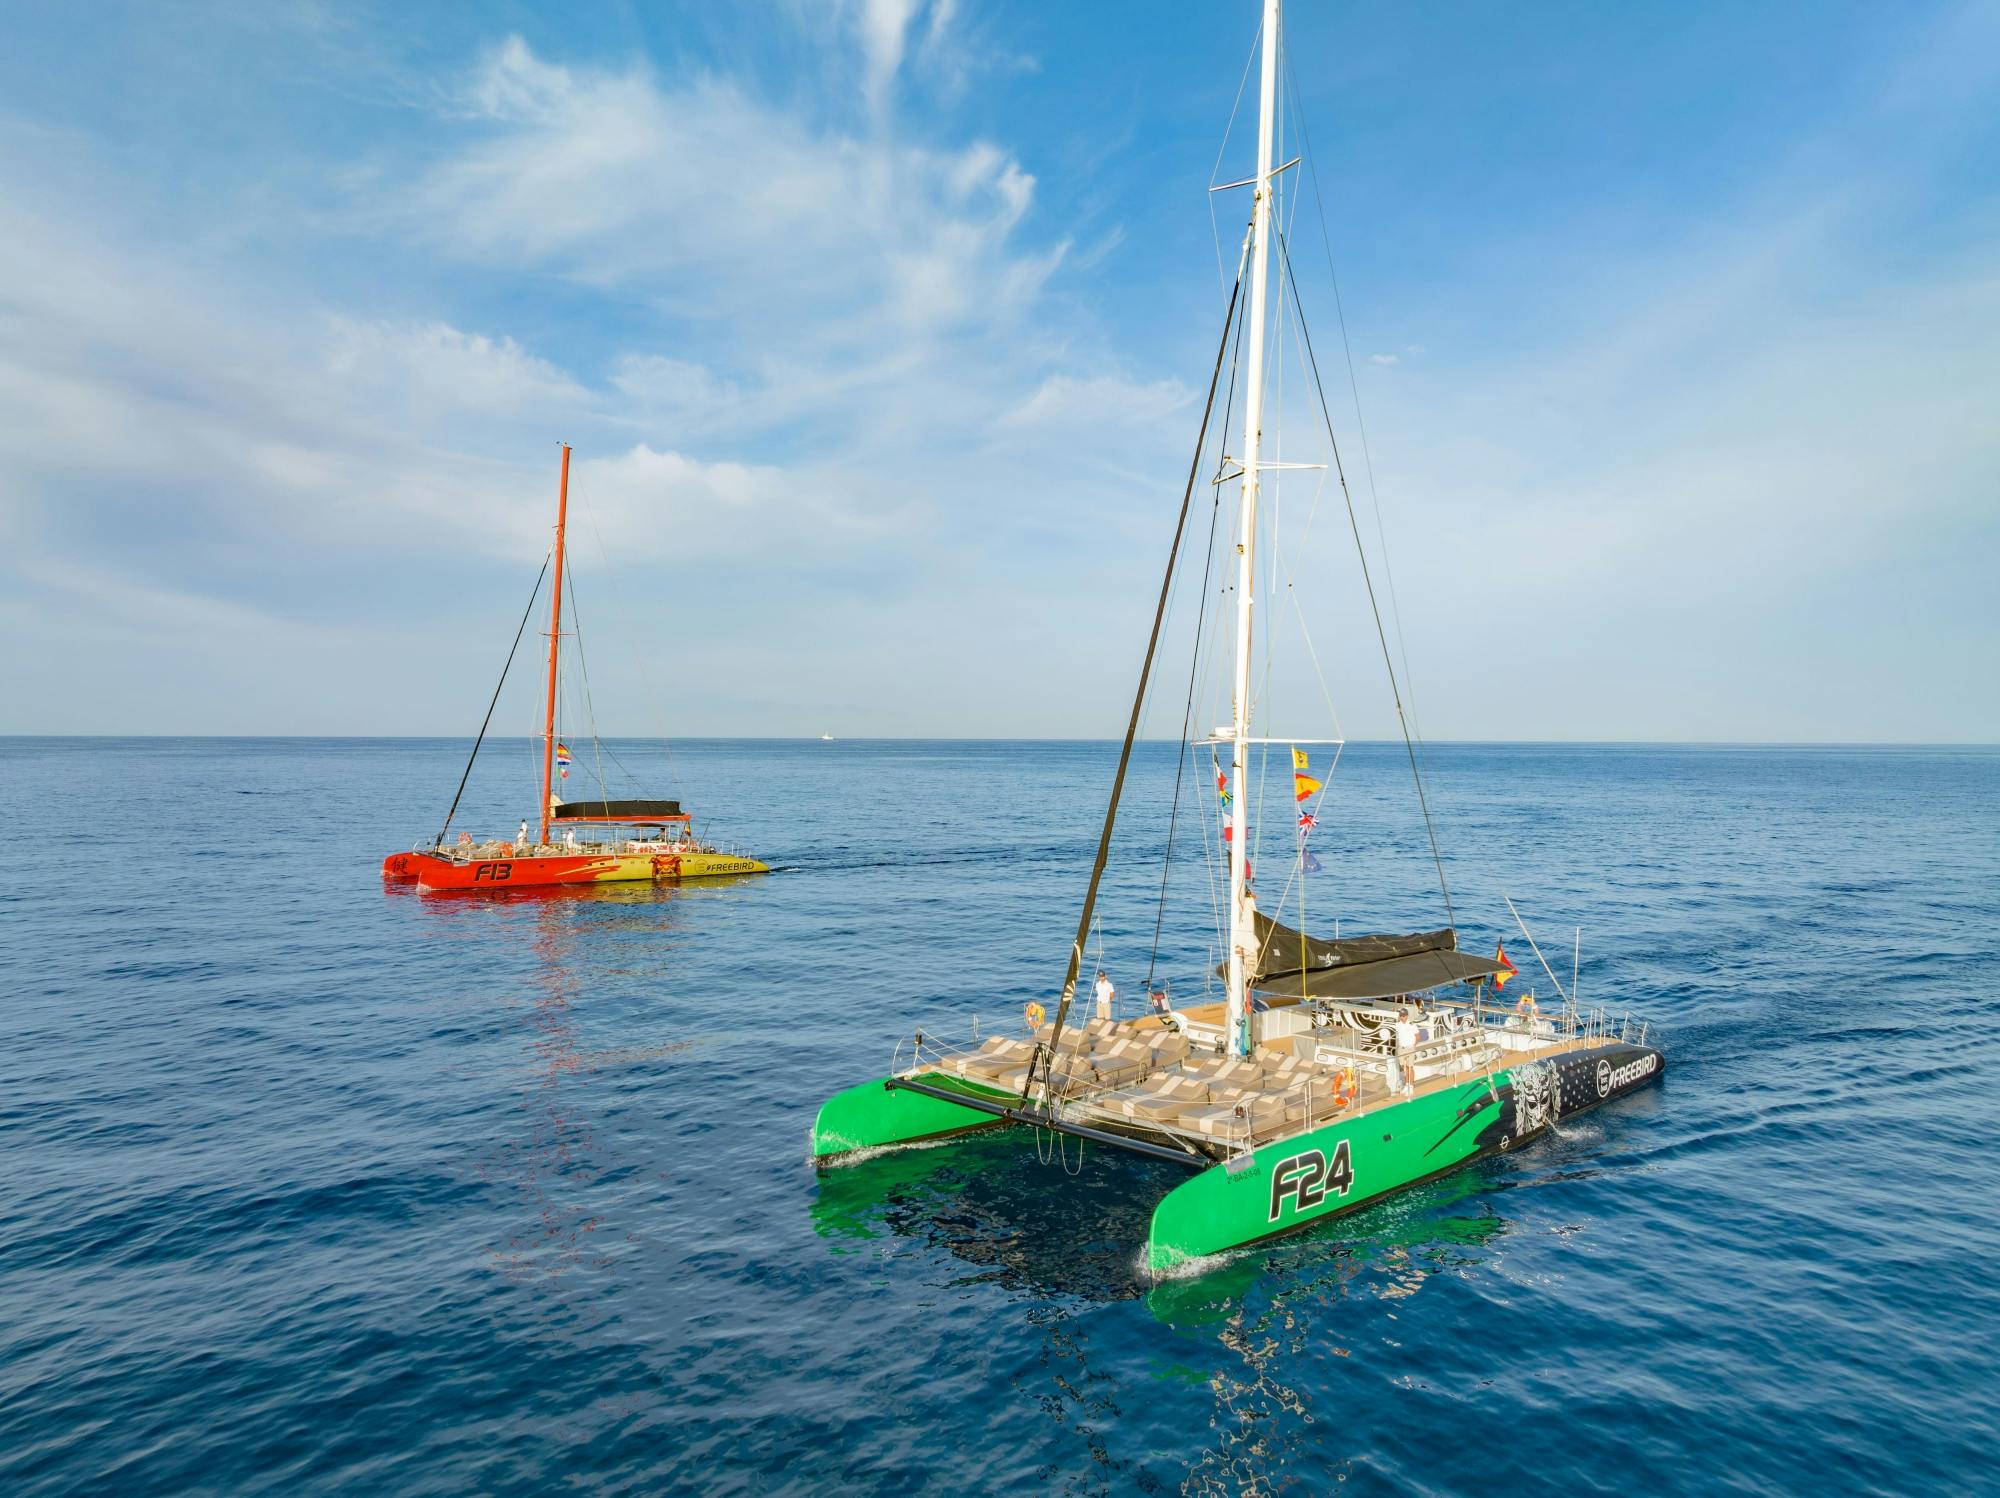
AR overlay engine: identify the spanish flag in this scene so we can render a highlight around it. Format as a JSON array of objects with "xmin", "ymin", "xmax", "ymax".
[
  {"xmin": 1493, "ymin": 943, "xmax": 1518, "ymax": 989},
  {"xmin": 1293, "ymin": 769, "xmax": 1322, "ymax": 803}
]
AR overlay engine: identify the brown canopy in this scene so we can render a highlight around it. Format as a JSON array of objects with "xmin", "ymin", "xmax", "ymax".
[
  {"xmin": 549, "ymin": 798, "xmax": 687, "ymax": 824},
  {"xmin": 1226, "ymin": 912, "xmax": 1510, "ymax": 1002}
]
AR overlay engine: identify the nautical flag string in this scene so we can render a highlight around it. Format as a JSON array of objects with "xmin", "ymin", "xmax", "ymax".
[
  {"xmin": 1295, "ymin": 749, "xmax": 1323, "ymax": 875},
  {"xmin": 554, "ymin": 742, "xmax": 573, "ymax": 767},
  {"xmin": 1292, "ymin": 744, "xmax": 1323, "ymax": 802}
]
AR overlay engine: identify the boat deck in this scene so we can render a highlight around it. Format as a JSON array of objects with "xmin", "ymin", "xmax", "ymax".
[{"xmin": 906, "ymin": 1005, "xmax": 1594, "ymax": 1162}]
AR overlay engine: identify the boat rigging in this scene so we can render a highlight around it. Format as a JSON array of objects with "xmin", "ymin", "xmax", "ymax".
[{"xmin": 810, "ymin": 0, "xmax": 1663, "ymax": 1276}]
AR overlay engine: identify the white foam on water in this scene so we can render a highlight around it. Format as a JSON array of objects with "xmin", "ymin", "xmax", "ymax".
[
  {"xmin": 805, "ymin": 1132, "xmax": 971, "ymax": 1170},
  {"xmin": 1140, "ymin": 1246, "xmax": 1242, "ymax": 1284}
]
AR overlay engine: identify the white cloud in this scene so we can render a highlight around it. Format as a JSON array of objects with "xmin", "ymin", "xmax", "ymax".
[
  {"xmin": 1368, "ymin": 352, "xmax": 1400, "ymax": 365},
  {"xmin": 1001, "ymin": 374, "xmax": 1193, "ymax": 431},
  {"xmin": 322, "ymin": 319, "xmax": 588, "ymax": 419},
  {"xmin": 0, "ymin": 183, "xmax": 896, "ymax": 580},
  {"xmin": 858, "ymin": 0, "xmax": 924, "ymax": 108},
  {"xmin": 413, "ymin": 37, "xmax": 1062, "ymax": 346}
]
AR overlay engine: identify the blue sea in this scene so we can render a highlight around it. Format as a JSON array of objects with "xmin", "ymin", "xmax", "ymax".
[{"xmin": 3, "ymin": 737, "xmax": 1997, "ymax": 1495}]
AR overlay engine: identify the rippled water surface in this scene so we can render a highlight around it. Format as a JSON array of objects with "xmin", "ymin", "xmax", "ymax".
[{"xmin": 3, "ymin": 738, "xmax": 1997, "ymax": 1495}]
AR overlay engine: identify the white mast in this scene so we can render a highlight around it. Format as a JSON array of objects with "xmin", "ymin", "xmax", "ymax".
[{"xmin": 1225, "ymin": 0, "xmax": 1280, "ymax": 1060}]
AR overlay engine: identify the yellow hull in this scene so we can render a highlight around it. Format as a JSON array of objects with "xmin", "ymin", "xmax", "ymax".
[{"xmin": 594, "ymin": 852, "xmax": 770, "ymax": 882}]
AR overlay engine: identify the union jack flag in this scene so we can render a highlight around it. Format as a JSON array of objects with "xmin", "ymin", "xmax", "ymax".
[{"xmin": 1297, "ymin": 809, "xmax": 1318, "ymax": 832}]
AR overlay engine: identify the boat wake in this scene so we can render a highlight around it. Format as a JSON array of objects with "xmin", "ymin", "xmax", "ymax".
[{"xmin": 802, "ymin": 1129, "xmax": 969, "ymax": 1170}]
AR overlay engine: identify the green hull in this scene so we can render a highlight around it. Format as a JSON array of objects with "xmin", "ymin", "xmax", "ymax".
[
  {"xmin": 1147, "ymin": 1073, "xmax": 1500, "ymax": 1272},
  {"xmin": 1147, "ymin": 1043, "xmax": 1663, "ymax": 1273},
  {"xmin": 812, "ymin": 1073, "xmax": 1013, "ymax": 1160},
  {"xmin": 814, "ymin": 1042, "xmax": 1663, "ymax": 1270}
]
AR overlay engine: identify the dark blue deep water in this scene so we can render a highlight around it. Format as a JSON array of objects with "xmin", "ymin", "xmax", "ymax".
[{"xmin": 3, "ymin": 738, "xmax": 1998, "ymax": 1495}]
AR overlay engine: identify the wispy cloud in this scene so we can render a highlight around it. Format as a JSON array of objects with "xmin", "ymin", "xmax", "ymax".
[{"xmin": 413, "ymin": 37, "xmax": 1061, "ymax": 344}]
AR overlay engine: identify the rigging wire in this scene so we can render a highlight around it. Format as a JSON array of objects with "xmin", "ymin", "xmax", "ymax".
[
  {"xmin": 1279, "ymin": 227, "xmax": 1456, "ymax": 932},
  {"xmin": 1031, "ymin": 256, "xmax": 1247, "ymax": 1109},
  {"xmin": 1207, "ymin": 21, "xmax": 1264, "ymax": 298},
  {"xmin": 1149, "ymin": 245, "xmax": 1253, "ymax": 988},
  {"xmin": 435, "ymin": 556, "xmax": 549, "ymax": 848},
  {"xmin": 1283, "ymin": 51, "xmax": 1429, "ymax": 749},
  {"xmin": 567, "ymin": 474, "xmax": 700, "ymax": 821},
  {"xmin": 560, "ymin": 554, "xmax": 615, "ymax": 812},
  {"xmin": 1194, "ymin": 314, "xmax": 1245, "ymax": 956}
]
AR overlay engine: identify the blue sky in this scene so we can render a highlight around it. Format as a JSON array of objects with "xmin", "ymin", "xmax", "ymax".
[{"xmin": 1, "ymin": 1, "xmax": 1995, "ymax": 740}]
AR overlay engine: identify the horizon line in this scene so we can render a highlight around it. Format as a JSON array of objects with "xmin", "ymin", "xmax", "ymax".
[{"xmin": 2, "ymin": 734, "xmax": 1996, "ymax": 749}]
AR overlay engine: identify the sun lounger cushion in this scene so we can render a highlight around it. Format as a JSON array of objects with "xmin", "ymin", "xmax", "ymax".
[
  {"xmin": 1090, "ymin": 1054, "xmax": 1149, "ymax": 1087},
  {"xmin": 1116, "ymin": 1076, "xmax": 1210, "ymax": 1119},
  {"xmin": 946, "ymin": 1036, "xmax": 1035, "ymax": 1082},
  {"xmin": 1177, "ymin": 1103, "xmax": 1253, "ymax": 1138}
]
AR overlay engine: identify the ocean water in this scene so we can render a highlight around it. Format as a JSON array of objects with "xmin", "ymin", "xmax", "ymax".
[{"xmin": 2, "ymin": 737, "xmax": 1997, "ymax": 1496}]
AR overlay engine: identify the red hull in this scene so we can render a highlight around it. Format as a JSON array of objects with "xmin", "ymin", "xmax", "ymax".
[{"xmin": 386, "ymin": 850, "xmax": 631, "ymax": 891}]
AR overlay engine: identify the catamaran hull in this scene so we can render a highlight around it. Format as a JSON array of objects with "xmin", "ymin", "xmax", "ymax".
[
  {"xmin": 813, "ymin": 1073, "xmax": 1016, "ymax": 1158},
  {"xmin": 812, "ymin": 1041, "xmax": 1663, "ymax": 1274},
  {"xmin": 1146, "ymin": 1041, "xmax": 1663, "ymax": 1272},
  {"xmin": 383, "ymin": 849, "xmax": 768, "ymax": 890}
]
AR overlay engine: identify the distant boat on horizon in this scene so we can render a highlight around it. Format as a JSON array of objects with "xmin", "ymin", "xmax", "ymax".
[{"xmin": 820, "ymin": 732, "xmax": 834, "ymax": 742}]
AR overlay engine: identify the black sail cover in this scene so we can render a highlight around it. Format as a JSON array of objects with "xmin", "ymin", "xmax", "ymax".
[
  {"xmin": 1224, "ymin": 911, "xmax": 1510, "ymax": 1002},
  {"xmin": 549, "ymin": 799, "xmax": 684, "ymax": 822}
]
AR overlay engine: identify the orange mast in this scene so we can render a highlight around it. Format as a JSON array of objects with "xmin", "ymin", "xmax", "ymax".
[{"xmin": 537, "ymin": 444, "xmax": 571, "ymax": 847}]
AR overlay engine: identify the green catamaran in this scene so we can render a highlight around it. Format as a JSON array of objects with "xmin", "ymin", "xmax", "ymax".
[{"xmin": 812, "ymin": 0, "xmax": 1663, "ymax": 1276}]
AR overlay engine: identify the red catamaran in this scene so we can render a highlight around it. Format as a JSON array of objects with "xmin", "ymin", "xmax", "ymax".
[{"xmin": 382, "ymin": 445, "xmax": 768, "ymax": 892}]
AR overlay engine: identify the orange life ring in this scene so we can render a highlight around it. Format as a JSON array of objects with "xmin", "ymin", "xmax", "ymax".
[
  {"xmin": 1024, "ymin": 1001, "xmax": 1046, "ymax": 1030},
  {"xmin": 1329, "ymin": 1065, "xmax": 1357, "ymax": 1109},
  {"xmin": 499, "ymin": 842, "xmax": 515, "ymax": 856}
]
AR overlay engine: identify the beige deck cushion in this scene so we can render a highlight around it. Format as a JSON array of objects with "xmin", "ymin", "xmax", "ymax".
[
  {"xmin": 985, "ymin": 1064, "xmax": 1032, "ymax": 1090},
  {"xmin": 1210, "ymin": 1059, "xmax": 1267, "ymax": 1088},
  {"xmin": 1177, "ymin": 1103, "xmax": 1253, "ymax": 1138},
  {"xmin": 1147, "ymin": 1033, "xmax": 1192, "ymax": 1065},
  {"xmin": 1180, "ymin": 1089, "xmax": 1299, "ymax": 1138},
  {"xmin": 1090, "ymin": 1054, "xmax": 1149, "ymax": 1088},
  {"xmin": 1249, "ymin": 1099, "xmax": 1309, "ymax": 1141},
  {"xmin": 948, "ymin": 1035, "xmax": 1034, "ymax": 1081},
  {"xmin": 987, "ymin": 1059, "xmax": 1092, "ymax": 1095},
  {"xmin": 1033, "ymin": 1024, "xmax": 1100, "ymax": 1054},
  {"xmin": 1117, "ymin": 1076, "xmax": 1210, "ymax": 1120},
  {"xmin": 1262, "ymin": 1056, "xmax": 1308, "ymax": 1089}
]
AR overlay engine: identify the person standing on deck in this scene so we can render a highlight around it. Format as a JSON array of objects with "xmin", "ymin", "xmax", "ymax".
[
  {"xmin": 1094, "ymin": 971, "xmax": 1115, "ymax": 1022},
  {"xmin": 518, "ymin": 819, "xmax": 530, "ymax": 849}
]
